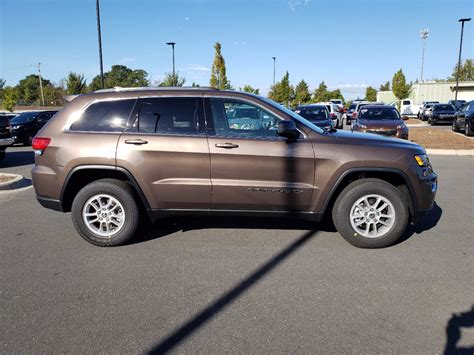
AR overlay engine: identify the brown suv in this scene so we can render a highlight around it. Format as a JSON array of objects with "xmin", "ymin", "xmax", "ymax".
[
  {"xmin": 31, "ymin": 88, "xmax": 437, "ymax": 248},
  {"xmin": 352, "ymin": 105, "xmax": 409, "ymax": 139}
]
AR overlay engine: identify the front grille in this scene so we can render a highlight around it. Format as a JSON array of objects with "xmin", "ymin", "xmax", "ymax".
[{"xmin": 366, "ymin": 129, "xmax": 397, "ymax": 136}]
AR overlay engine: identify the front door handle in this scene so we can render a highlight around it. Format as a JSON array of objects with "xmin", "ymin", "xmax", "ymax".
[
  {"xmin": 215, "ymin": 142, "xmax": 239, "ymax": 149},
  {"xmin": 125, "ymin": 139, "xmax": 148, "ymax": 145}
]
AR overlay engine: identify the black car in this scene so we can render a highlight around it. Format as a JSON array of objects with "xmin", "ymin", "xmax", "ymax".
[
  {"xmin": 10, "ymin": 111, "xmax": 57, "ymax": 145},
  {"xmin": 0, "ymin": 115, "xmax": 14, "ymax": 161},
  {"xmin": 448, "ymin": 99, "xmax": 467, "ymax": 110},
  {"xmin": 452, "ymin": 100, "xmax": 474, "ymax": 136},
  {"xmin": 295, "ymin": 104, "xmax": 333, "ymax": 130},
  {"xmin": 428, "ymin": 104, "xmax": 456, "ymax": 125}
]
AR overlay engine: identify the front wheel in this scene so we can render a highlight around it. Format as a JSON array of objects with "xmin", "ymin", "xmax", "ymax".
[
  {"xmin": 452, "ymin": 120, "xmax": 459, "ymax": 132},
  {"xmin": 332, "ymin": 178, "xmax": 409, "ymax": 248},
  {"xmin": 465, "ymin": 121, "xmax": 474, "ymax": 136},
  {"xmin": 71, "ymin": 179, "xmax": 140, "ymax": 246}
]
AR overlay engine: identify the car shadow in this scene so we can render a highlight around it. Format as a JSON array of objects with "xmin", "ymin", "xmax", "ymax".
[
  {"xmin": 0, "ymin": 149, "xmax": 35, "ymax": 168},
  {"xmin": 444, "ymin": 305, "xmax": 474, "ymax": 354},
  {"xmin": 396, "ymin": 201, "xmax": 443, "ymax": 245},
  {"xmin": 130, "ymin": 215, "xmax": 333, "ymax": 245}
]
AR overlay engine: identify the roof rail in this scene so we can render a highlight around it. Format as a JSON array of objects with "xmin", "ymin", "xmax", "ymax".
[{"xmin": 93, "ymin": 86, "xmax": 218, "ymax": 93}]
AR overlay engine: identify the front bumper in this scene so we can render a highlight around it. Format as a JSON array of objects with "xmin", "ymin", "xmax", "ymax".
[
  {"xmin": 0, "ymin": 137, "xmax": 14, "ymax": 148},
  {"xmin": 431, "ymin": 115, "xmax": 455, "ymax": 123}
]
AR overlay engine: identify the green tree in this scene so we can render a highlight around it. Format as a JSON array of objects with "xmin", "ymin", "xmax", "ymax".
[
  {"xmin": 0, "ymin": 78, "xmax": 5, "ymax": 100},
  {"xmin": 159, "ymin": 72, "xmax": 186, "ymax": 87},
  {"xmin": 365, "ymin": 86, "xmax": 377, "ymax": 101},
  {"xmin": 392, "ymin": 69, "xmax": 411, "ymax": 101},
  {"xmin": 240, "ymin": 84, "xmax": 259, "ymax": 94},
  {"xmin": 449, "ymin": 59, "xmax": 474, "ymax": 81},
  {"xmin": 191, "ymin": 82, "xmax": 200, "ymax": 87},
  {"xmin": 312, "ymin": 81, "xmax": 330, "ymax": 102},
  {"xmin": 65, "ymin": 72, "xmax": 87, "ymax": 94},
  {"xmin": 268, "ymin": 71, "xmax": 294, "ymax": 106},
  {"xmin": 43, "ymin": 85, "xmax": 65, "ymax": 106},
  {"xmin": 209, "ymin": 42, "xmax": 230, "ymax": 90},
  {"xmin": 379, "ymin": 81, "xmax": 390, "ymax": 91},
  {"xmin": 328, "ymin": 88, "xmax": 344, "ymax": 102},
  {"xmin": 89, "ymin": 65, "xmax": 150, "ymax": 91},
  {"xmin": 291, "ymin": 79, "xmax": 311, "ymax": 106},
  {"xmin": 2, "ymin": 87, "xmax": 19, "ymax": 112},
  {"xmin": 16, "ymin": 74, "xmax": 52, "ymax": 104}
]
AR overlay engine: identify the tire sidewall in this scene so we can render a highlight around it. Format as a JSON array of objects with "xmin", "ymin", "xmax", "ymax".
[
  {"xmin": 334, "ymin": 181, "xmax": 408, "ymax": 248},
  {"xmin": 71, "ymin": 180, "xmax": 139, "ymax": 246}
]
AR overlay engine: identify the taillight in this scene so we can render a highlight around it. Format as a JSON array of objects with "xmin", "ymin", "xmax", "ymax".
[
  {"xmin": 330, "ymin": 112, "xmax": 336, "ymax": 117},
  {"xmin": 352, "ymin": 112, "xmax": 357, "ymax": 118},
  {"xmin": 32, "ymin": 137, "xmax": 51, "ymax": 155}
]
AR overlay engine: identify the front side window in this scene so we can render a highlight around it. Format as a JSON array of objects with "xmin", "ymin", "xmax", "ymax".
[
  {"xmin": 209, "ymin": 98, "xmax": 281, "ymax": 138},
  {"xmin": 133, "ymin": 97, "xmax": 201, "ymax": 135},
  {"xmin": 70, "ymin": 99, "xmax": 135, "ymax": 132}
]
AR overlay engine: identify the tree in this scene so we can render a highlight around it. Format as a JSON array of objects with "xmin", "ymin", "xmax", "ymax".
[
  {"xmin": 16, "ymin": 74, "xmax": 52, "ymax": 104},
  {"xmin": 291, "ymin": 79, "xmax": 311, "ymax": 106},
  {"xmin": 379, "ymin": 81, "xmax": 390, "ymax": 91},
  {"xmin": 449, "ymin": 59, "xmax": 474, "ymax": 81},
  {"xmin": 0, "ymin": 78, "xmax": 5, "ymax": 100},
  {"xmin": 240, "ymin": 85, "xmax": 259, "ymax": 94},
  {"xmin": 191, "ymin": 82, "xmax": 200, "ymax": 87},
  {"xmin": 2, "ymin": 87, "xmax": 19, "ymax": 112},
  {"xmin": 365, "ymin": 86, "xmax": 377, "ymax": 101},
  {"xmin": 312, "ymin": 81, "xmax": 330, "ymax": 102},
  {"xmin": 268, "ymin": 71, "xmax": 294, "ymax": 106},
  {"xmin": 89, "ymin": 65, "xmax": 150, "ymax": 91},
  {"xmin": 209, "ymin": 42, "xmax": 230, "ymax": 90},
  {"xmin": 392, "ymin": 69, "xmax": 411, "ymax": 101},
  {"xmin": 43, "ymin": 85, "xmax": 65, "ymax": 106},
  {"xmin": 65, "ymin": 72, "xmax": 87, "ymax": 95},
  {"xmin": 159, "ymin": 72, "xmax": 186, "ymax": 87},
  {"xmin": 328, "ymin": 88, "xmax": 344, "ymax": 102}
]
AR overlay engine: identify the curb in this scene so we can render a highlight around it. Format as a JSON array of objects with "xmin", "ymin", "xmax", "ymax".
[
  {"xmin": 426, "ymin": 149, "xmax": 474, "ymax": 156},
  {"xmin": 0, "ymin": 173, "xmax": 32, "ymax": 191}
]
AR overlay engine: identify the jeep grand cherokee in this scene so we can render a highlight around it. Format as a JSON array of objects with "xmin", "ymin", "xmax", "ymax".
[{"xmin": 31, "ymin": 88, "xmax": 437, "ymax": 248}]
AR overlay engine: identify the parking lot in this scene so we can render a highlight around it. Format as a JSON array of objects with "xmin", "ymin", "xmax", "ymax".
[{"xmin": 1, "ymin": 145, "xmax": 473, "ymax": 353}]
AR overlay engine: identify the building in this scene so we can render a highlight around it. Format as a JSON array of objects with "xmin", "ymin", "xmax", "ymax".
[{"xmin": 377, "ymin": 81, "xmax": 474, "ymax": 104}]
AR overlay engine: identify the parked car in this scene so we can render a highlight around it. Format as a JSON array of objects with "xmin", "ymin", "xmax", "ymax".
[
  {"xmin": 448, "ymin": 99, "xmax": 466, "ymax": 110},
  {"xmin": 294, "ymin": 104, "xmax": 333, "ymax": 130},
  {"xmin": 0, "ymin": 113, "xmax": 18, "ymax": 121},
  {"xmin": 353, "ymin": 102, "xmax": 385, "ymax": 122},
  {"xmin": 10, "ymin": 111, "xmax": 57, "ymax": 145},
  {"xmin": 346, "ymin": 101, "xmax": 363, "ymax": 124},
  {"xmin": 351, "ymin": 105, "xmax": 409, "ymax": 139},
  {"xmin": 390, "ymin": 99, "xmax": 421, "ymax": 117},
  {"xmin": 330, "ymin": 99, "xmax": 343, "ymax": 106},
  {"xmin": 32, "ymin": 87, "xmax": 437, "ymax": 249},
  {"xmin": 316, "ymin": 102, "xmax": 343, "ymax": 128},
  {"xmin": 420, "ymin": 103, "xmax": 435, "ymax": 121},
  {"xmin": 452, "ymin": 100, "xmax": 474, "ymax": 136},
  {"xmin": 0, "ymin": 115, "xmax": 14, "ymax": 161},
  {"xmin": 417, "ymin": 101, "xmax": 439, "ymax": 119},
  {"xmin": 427, "ymin": 104, "xmax": 456, "ymax": 125}
]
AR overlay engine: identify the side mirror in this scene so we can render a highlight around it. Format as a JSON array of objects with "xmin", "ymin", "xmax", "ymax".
[
  {"xmin": 402, "ymin": 116, "xmax": 409, "ymax": 121},
  {"xmin": 278, "ymin": 120, "xmax": 300, "ymax": 140}
]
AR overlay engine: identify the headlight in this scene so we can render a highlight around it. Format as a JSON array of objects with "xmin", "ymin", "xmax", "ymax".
[
  {"xmin": 397, "ymin": 124, "xmax": 405, "ymax": 129},
  {"xmin": 357, "ymin": 124, "xmax": 367, "ymax": 129},
  {"xmin": 414, "ymin": 154, "xmax": 429, "ymax": 167}
]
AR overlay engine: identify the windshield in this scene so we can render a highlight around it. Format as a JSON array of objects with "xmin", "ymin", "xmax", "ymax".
[
  {"xmin": 359, "ymin": 107, "xmax": 400, "ymax": 120},
  {"xmin": 10, "ymin": 112, "xmax": 38, "ymax": 124},
  {"xmin": 296, "ymin": 107, "xmax": 329, "ymax": 121},
  {"xmin": 433, "ymin": 104, "xmax": 455, "ymax": 111},
  {"xmin": 259, "ymin": 96, "xmax": 323, "ymax": 133},
  {"xmin": 348, "ymin": 104, "xmax": 357, "ymax": 110}
]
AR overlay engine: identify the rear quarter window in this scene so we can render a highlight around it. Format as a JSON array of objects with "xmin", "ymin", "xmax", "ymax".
[{"xmin": 69, "ymin": 99, "xmax": 136, "ymax": 132}]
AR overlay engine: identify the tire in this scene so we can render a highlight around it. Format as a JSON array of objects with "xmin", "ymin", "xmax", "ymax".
[
  {"xmin": 332, "ymin": 178, "xmax": 409, "ymax": 248},
  {"xmin": 71, "ymin": 179, "xmax": 140, "ymax": 247},
  {"xmin": 465, "ymin": 121, "xmax": 474, "ymax": 136},
  {"xmin": 429, "ymin": 118, "xmax": 436, "ymax": 126},
  {"xmin": 23, "ymin": 135, "xmax": 33, "ymax": 146},
  {"xmin": 0, "ymin": 150, "xmax": 5, "ymax": 162},
  {"xmin": 452, "ymin": 120, "xmax": 459, "ymax": 132}
]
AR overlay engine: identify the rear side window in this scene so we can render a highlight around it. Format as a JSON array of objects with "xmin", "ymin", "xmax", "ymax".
[
  {"xmin": 402, "ymin": 100, "xmax": 411, "ymax": 105},
  {"xmin": 134, "ymin": 97, "xmax": 202, "ymax": 135},
  {"xmin": 70, "ymin": 99, "xmax": 135, "ymax": 132}
]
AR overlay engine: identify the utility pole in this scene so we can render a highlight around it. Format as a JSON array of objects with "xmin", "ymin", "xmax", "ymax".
[
  {"xmin": 166, "ymin": 42, "xmax": 176, "ymax": 86},
  {"xmin": 38, "ymin": 62, "xmax": 45, "ymax": 106},
  {"xmin": 272, "ymin": 57, "xmax": 276, "ymax": 86},
  {"xmin": 96, "ymin": 0, "xmax": 105, "ymax": 89},
  {"xmin": 455, "ymin": 18, "xmax": 471, "ymax": 100}
]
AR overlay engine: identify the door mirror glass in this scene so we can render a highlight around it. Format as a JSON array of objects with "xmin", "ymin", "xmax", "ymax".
[{"xmin": 278, "ymin": 120, "xmax": 299, "ymax": 140}]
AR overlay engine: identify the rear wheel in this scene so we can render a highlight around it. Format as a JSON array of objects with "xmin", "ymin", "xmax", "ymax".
[
  {"xmin": 465, "ymin": 120, "xmax": 474, "ymax": 136},
  {"xmin": 332, "ymin": 178, "xmax": 409, "ymax": 248},
  {"xmin": 0, "ymin": 150, "xmax": 5, "ymax": 162},
  {"xmin": 71, "ymin": 179, "xmax": 140, "ymax": 246}
]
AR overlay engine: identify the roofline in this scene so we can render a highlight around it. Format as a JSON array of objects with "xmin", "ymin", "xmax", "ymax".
[{"xmin": 93, "ymin": 86, "xmax": 219, "ymax": 93}]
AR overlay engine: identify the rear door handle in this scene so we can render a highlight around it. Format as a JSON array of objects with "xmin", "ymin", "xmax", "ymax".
[
  {"xmin": 124, "ymin": 139, "xmax": 148, "ymax": 145},
  {"xmin": 215, "ymin": 142, "xmax": 239, "ymax": 149}
]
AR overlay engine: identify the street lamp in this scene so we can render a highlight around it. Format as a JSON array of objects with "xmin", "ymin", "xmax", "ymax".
[
  {"xmin": 272, "ymin": 57, "xmax": 276, "ymax": 86},
  {"xmin": 419, "ymin": 29, "xmax": 429, "ymax": 82},
  {"xmin": 37, "ymin": 62, "xmax": 45, "ymax": 106},
  {"xmin": 455, "ymin": 18, "xmax": 471, "ymax": 100},
  {"xmin": 96, "ymin": 0, "xmax": 105, "ymax": 89},
  {"xmin": 166, "ymin": 42, "xmax": 176, "ymax": 86}
]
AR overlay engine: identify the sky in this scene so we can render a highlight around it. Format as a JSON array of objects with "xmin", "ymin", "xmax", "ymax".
[{"xmin": 0, "ymin": 0, "xmax": 473, "ymax": 99}]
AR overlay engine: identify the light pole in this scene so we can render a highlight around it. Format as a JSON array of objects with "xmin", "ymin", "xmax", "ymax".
[
  {"xmin": 96, "ymin": 0, "xmax": 105, "ymax": 89},
  {"xmin": 455, "ymin": 18, "xmax": 471, "ymax": 100},
  {"xmin": 166, "ymin": 42, "xmax": 176, "ymax": 86},
  {"xmin": 37, "ymin": 62, "xmax": 45, "ymax": 106},
  {"xmin": 419, "ymin": 29, "xmax": 429, "ymax": 82},
  {"xmin": 272, "ymin": 57, "xmax": 276, "ymax": 86}
]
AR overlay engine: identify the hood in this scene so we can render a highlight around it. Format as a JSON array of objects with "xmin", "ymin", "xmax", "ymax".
[{"xmin": 357, "ymin": 119, "xmax": 402, "ymax": 129}]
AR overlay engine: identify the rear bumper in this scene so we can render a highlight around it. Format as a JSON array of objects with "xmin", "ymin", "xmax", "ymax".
[
  {"xmin": 0, "ymin": 137, "xmax": 14, "ymax": 148},
  {"xmin": 36, "ymin": 196, "xmax": 63, "ymax": 212}
]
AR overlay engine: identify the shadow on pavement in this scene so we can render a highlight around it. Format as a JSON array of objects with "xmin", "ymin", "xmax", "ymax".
[
  {"xmin": 145, "ymin": 230, "xmax": 318, "ymax": 354},
  {"xmin": 0, "ymin": 149, "xmax": 35, "ymax": 168},
  {"xmin": 444, "ymin": 305, "xmax": 474, "ymax": 355},
  {"xmin": 396, "ymin": 201, "xmax": 443, "ymax": 245}
]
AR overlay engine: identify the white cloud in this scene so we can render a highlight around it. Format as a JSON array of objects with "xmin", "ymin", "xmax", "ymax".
[
  {"xmin": 120, "ymin": 57, "xmax": 136, "ymax": 63},
  {"xmin": 288, "ymin": 0, "xmax": 311, "ymax": 11},
  {"xmin": 179, "ymin": 64, "xmax": 210, "ymax": 72}
]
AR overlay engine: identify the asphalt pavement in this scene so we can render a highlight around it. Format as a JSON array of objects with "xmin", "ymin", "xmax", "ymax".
[{"xmin": 1, "ymin": 145, "xmax": 473, "ymax": 354}]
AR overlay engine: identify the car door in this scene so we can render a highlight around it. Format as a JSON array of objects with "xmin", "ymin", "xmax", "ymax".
[
  {"xmin": 205, "ymin": 97, "xmax": 315, "ymax": 212},
  {"xmin": 116, "ymin": 96, "xmax": 211, "ymax": 210},
  {"xmin": 457, "ymin": 103, "xmax": 467, "ymax": 128}
]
